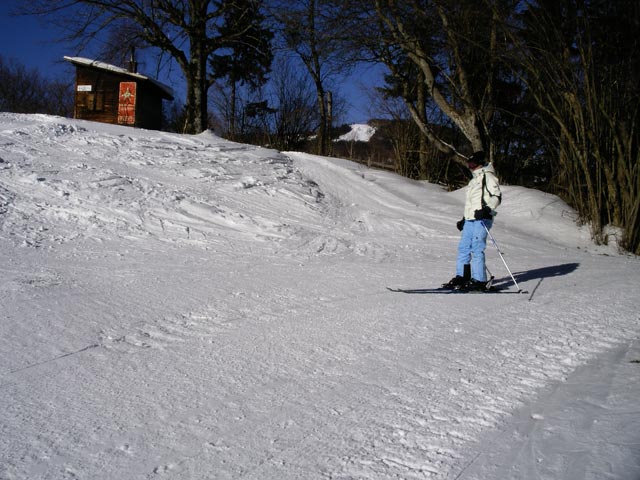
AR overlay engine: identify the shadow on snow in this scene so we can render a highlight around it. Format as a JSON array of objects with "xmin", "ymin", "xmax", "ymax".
[
  {"xmin": 389, "ymin": 263, "xmax": 580, "ymax": 294},
  {"xmin": 493, "ymin": 262, "xmax": 580, "ymax": 288}
]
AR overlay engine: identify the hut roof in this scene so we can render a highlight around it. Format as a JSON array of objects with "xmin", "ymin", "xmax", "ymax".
[{"xmin": 64, "ymin": 56, "xmax": 174, "ymax": 100}]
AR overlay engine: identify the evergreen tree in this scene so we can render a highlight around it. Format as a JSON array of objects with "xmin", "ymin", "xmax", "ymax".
[{"xmin": 210, "ymin": 0, "xmax": 274, "ymax": 139}]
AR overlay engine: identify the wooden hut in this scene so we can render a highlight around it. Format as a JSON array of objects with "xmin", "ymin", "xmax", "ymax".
[{"xmin": 64, "ymin": 56, "xmax": 174, "ymax": 130}]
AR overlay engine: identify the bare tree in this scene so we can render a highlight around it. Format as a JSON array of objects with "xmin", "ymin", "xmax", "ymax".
[
  {"xmin": 271, "ymin": 0, "xmax": 353, "ymax": 155},
  {"xmin": 342, "ymin": 0, "xmax": 509, "ymax": 162},
  {"xmin": 0, "ymin": 55, "xmax": 73, "ymax": 116},
  {"xmin": 23, "ymin": 0, "xmax": 272, "ymax": 134},
  {"xmin": 505, "ymin": 0, "xmax": 640, "ymax": 253},
  {"xmin": 265, "ymin": 58, "xmax": 317, "ymax": 151}
]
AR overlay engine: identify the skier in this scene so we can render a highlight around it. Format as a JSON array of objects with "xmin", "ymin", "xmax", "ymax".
[{"xmin": 444, "ymin": 151, "xmax": 502, "ymax": 291}]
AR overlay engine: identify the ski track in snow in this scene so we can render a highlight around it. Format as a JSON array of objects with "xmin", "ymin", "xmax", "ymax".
[{"xmin": 0, "ymin": 113, "xmax": 639, "ymax": 480}]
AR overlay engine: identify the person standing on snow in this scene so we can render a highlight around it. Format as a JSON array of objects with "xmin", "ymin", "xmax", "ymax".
[{"xmin": 444, "ymin": 151, "xmax": 502, "ymax": 291}]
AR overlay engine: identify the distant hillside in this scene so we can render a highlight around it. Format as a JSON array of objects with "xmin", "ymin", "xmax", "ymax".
[{"xmin": 337, "ymin": 124, "xmax": 377, "ymax": 142}]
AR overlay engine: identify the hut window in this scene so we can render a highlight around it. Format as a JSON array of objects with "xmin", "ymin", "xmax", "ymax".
[{"xmin": 78, "ymin": 91, "xmax": 105, "ymax": 111}]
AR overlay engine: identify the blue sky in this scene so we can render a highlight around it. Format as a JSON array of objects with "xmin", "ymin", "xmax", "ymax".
[
  {"xmin": 0, "ymin": 1, "xmax": 382, "ymax": 124},
  {"xmin": 0, "ymin": 2, "xmax": 71, "ymax": 78}
]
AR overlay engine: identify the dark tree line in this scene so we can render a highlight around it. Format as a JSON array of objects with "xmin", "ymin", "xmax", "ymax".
[
  {"xmin": 516, "ymin": 0, "xmax": 639, "ymax": 253},
  {"xmin": 0, "ymin": 55, "xmax": 73, "ymax": 117}
]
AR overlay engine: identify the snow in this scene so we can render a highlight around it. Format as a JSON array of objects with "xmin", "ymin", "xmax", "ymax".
[
  {"xmin": 337, "ymin": 123, "xmax": 377, "ymax": 142},
  {"xmin": 1, "ymin": 112, "xmax": 639, "ymax": 480}
]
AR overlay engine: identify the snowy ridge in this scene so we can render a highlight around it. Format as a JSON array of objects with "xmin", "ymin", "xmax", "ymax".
[{"xmin": 1, "ymin": 113, "xmax": 639, "ymax": 480}]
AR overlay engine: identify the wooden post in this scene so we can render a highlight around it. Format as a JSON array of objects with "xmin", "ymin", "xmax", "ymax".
[{"xmin": 326, "ymin": 91, "xmax": 333, "ymax": 156}]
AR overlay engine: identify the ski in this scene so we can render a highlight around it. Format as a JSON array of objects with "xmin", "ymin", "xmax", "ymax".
[
  {"xmin": 386, "ymin": 285, "xmax": 514, "ymax": 294},
  {"xmin": 387, "ymin": 275, "xmax": 527, "ymax": 294}
]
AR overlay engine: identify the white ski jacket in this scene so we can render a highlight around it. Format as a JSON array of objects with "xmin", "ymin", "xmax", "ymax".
[{"xmin": 463, "ymin": 163, "xmax": 502, "ymax": 220}]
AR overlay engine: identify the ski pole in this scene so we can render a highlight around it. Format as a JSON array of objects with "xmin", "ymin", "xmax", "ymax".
[
  {"xmin": 481, "ymin": 221, "xmax": 523, "ymax": 293},
  {"xmin": 485, "ymin": 263, "xmax": 493, "ymax": 280}
]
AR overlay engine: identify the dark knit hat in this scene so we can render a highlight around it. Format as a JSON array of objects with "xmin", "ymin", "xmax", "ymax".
[
  {"xmin": 468, "ymin": 151, "xmax": 486, "ymax": 164},
  {"xmin": 466, "ymin": 151, "xmax": 486, "ymax": 168}
]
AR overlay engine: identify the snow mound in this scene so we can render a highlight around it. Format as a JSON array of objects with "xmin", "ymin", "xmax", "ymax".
[{"xmin": 0, "ymin": 113, "xmax": 326, "ymax": 249}]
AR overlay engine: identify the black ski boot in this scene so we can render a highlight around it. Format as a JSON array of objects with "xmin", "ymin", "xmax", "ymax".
[
  {"xmin": 461, "ymin": 279, "xmax": 489, "ymax": 291},
  {"xmin": 442, "ymin": 264, "xmax": 471, "ymax": 289},
  {"xmin": 442, "ymin": 275, "xmax": 467, "ymax": 289}
]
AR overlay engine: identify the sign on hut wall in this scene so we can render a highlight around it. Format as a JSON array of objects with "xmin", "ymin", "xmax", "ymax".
[{"xmin": 118, "ymin": 82, "xmax": 137, "ymax": 125}]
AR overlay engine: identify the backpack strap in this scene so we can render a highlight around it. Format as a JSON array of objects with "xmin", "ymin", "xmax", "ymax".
[{"xmin": 481, "ymin": 172, "xmax": 502, "ymax": 208}]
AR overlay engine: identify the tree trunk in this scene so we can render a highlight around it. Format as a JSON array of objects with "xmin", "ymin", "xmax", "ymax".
[
  {"xmin": 315, "ymin": 82, "xmax": 327, "ymax": 155},
  {"xmin": 416, "ymin": 75, "xmax": 428, "ymax": 179},
  {"xmin": 373, "ymin": 0, "xmax": 490, "ymax": 158},
  {"xmin": 184, "ymin": 32, "xmax": 209, "ymax": 134},
  {"xmin": 326, "ymin": 91, "xmax": 333, "ymax": 156},
  {"xmin": 230, "ymin": 78, "xmax": 237, "ymax": 140}
]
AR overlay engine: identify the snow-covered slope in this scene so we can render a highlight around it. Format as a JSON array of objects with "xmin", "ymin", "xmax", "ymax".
[
  {"xmin": 1, "ymin": 113, "xmax": 638, "ymax": 480},
  {"xmin": 337, "ymin": 123, "xmax": 377, "ymax": 142}
]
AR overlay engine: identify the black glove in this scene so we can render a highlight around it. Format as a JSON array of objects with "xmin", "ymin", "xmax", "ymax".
[
  {"xmin": 456, "ymin": 218, "xmax": 465, "ymax": 231},
  {"xmin": 474, "ymin": 205, "xmax": 493, "ymax": 220}
]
